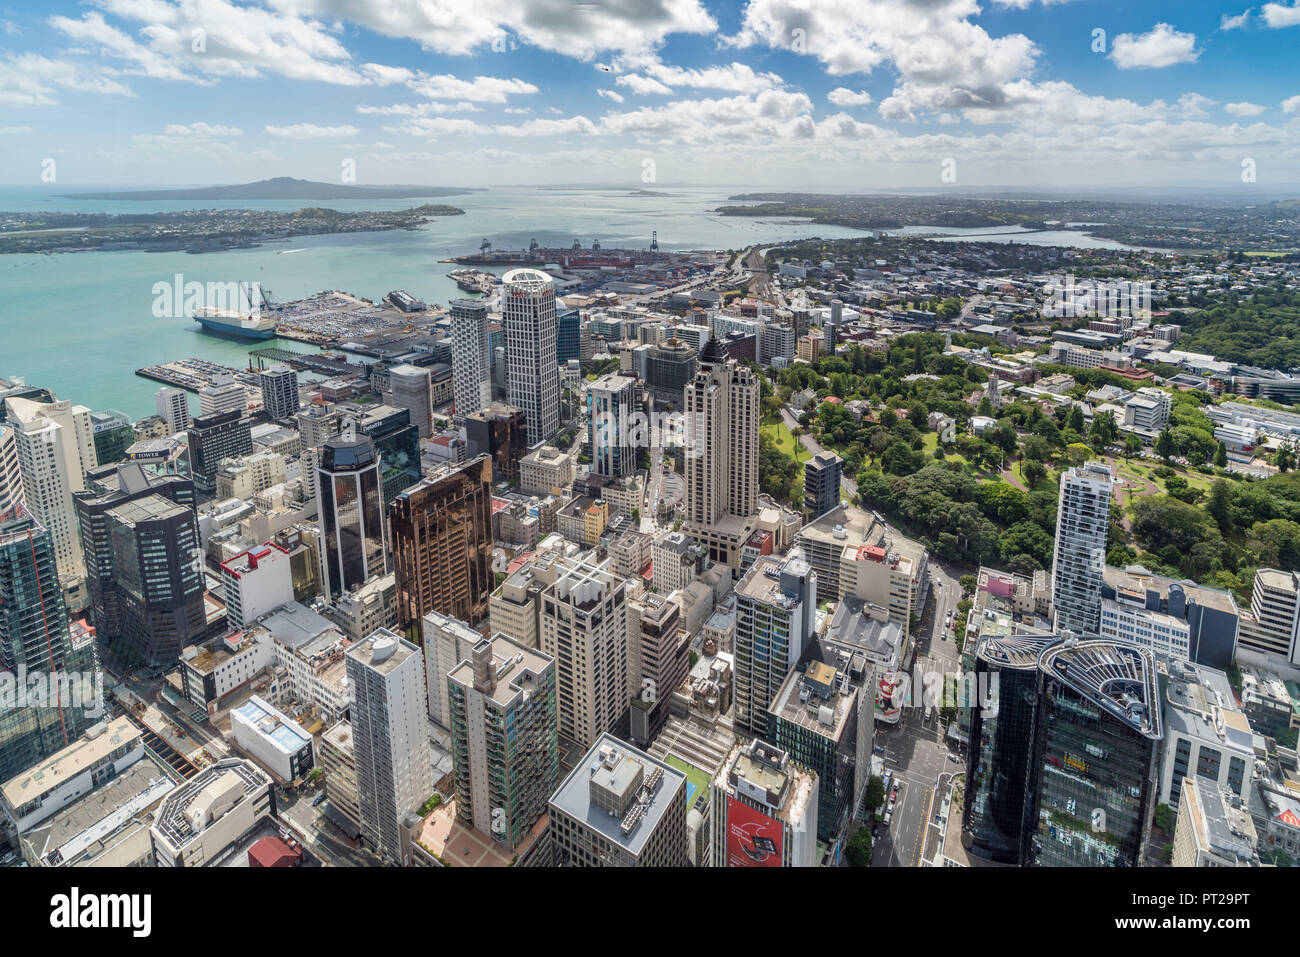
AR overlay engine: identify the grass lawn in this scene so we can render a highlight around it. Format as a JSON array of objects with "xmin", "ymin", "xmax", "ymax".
[
  {"xmin": 663, "ymin": 755, "xmax": 712, "ymax": 805},
  {"xmin": 762, "ymin": 416, "xmax": 811, "ymax": 464}
]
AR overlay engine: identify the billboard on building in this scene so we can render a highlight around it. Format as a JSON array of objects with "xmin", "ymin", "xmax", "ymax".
[{"xmin": 725, "ymin": 796, "xmax": 783, "ymax": 867}]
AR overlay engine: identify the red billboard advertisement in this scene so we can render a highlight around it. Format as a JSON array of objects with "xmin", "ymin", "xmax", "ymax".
[{"xmin": 725, "ymin": 796, "xmax": 783, "ymax": 867}]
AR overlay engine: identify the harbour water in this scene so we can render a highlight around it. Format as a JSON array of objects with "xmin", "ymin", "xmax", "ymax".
[{"xmin": 0, "ymin": 185, "xmax": 1139, "ymax": 417}]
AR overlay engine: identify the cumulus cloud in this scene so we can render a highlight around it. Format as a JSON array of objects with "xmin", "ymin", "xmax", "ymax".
[
  {"xmin": 828, "ymin": 88, "xmax": 872, "ymax": 106},
  {"xmin": 1109, "ymin": 24, "xmax": 1200, "ymax": 69},
  {"xmin": 1261, "ymin": 2, "xmax": 1300, "ymax": 28},
  {"xmin": 264, "ymin": 123, "xmax": 360, "ymax": 138},
  {"xmin": 1225, "ymin": 101, "xmax": 1266, "ymax": 116}
]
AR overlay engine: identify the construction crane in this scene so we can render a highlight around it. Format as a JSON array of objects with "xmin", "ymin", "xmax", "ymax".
[
  {"xmin": 572, "ymin": 238, "xmax": 582, "ymax": 251},
  {"xmin": 480, "ymin": 237, "xmax": 492, "ymax": 255},
  {"xmin": 529, "ymin": 237, "xmax": 539, "ymax": 255},
  {"xmin": 650, "ymin": 230, "xmax": 659, "ymax": 252},
  {"xmin": 592, "ymin": 238, "xmax": 601, "ymax": 251}
]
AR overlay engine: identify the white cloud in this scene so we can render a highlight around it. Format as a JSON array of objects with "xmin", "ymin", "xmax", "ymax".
[
  {"xmin": 616, "ymin": 74, "xmax": 675, "ymax": 96},
  {"xmin": 1282, "ymin": 95, "xmax": 1300, "ymax": 113},
  {"xmin": 270, "ymin": 0, "xmax": 717, "ymax": 59},
  {"xmin": 0, "ymin": 53, "xmax": 134, "ymax": 106},
  {"xmin": 1225, "ymin": 101, "xmax": 1267, "ymax": 116},
  {"xmin": 640, "ymin": 61, "xmax": 783, "ymax": 94},
  {"xmin": 1220, "ymin": 9, "xmax": 1254, "ymax": 30},
  {"xmin": 0, "ymin": 125, "xmax": 33, "ymax": 134},
  {"xmin": 264, "ymin": 123, "xmax": 360, "ymax": 138},
  {"xmin": 1261, "ymin": 2, "xmax": 1300, "ymax": 27},
  {"xmin": 405, "ymin": 74, "xmax": 539, "ymax": 103},
  {"xmin": 1109, "ymin": 23, "xmax": 1200, "ymax": 69},
  {"xmin": 597, "ymin": 89, "xmax": 625, "ymax": 104},
  {"xmin": 828, "ymin": 88, "xmax": 872, "ymax": 107}
]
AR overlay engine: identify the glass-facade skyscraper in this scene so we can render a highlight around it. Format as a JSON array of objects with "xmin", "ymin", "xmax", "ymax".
[
  {"xmin": 964, "ymin": 633, "xmax": 1057, "ymax": 865},
  {"xmin": 317, "ymin": 435, "xmax": 388, "ymax": 599},
  {"xmin": 0, "ymin": 506, "xmax": 100, "ymax": 781},
  {"xmin": 1028, "ymin": 639, "xmax": 1162, "ymax": 867}
]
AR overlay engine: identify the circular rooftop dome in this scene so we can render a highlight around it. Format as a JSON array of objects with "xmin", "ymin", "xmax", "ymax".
[{"xmin": 502, "ymin": 268, "xmax": 555, "ymax": 291}]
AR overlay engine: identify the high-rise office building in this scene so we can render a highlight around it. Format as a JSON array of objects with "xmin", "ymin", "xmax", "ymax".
[
  {"xmin": 503, "ymin": 269, "xmax": 560, "ymax": 442},
  {"xmin": 4, "ymin": 396, "xmax": 97, "ymax": 581},
  {"xmin": 296, "ymin": 403, "xmax": 340, "ymax": 448},
  {"xmin": 683, "ymin": 352, "xmax": 759, "ymax": 567},
  {"xmin": 345, "ymin": 629, "xmax": 433, "ymax": 866},
  {"xmin": 627, "ymin": 593, "xmax": 688, "ymax": 748},
  {"xmin": 155, "ymin": 386, "xmax": 191, "ymax": 434},
  {"xmin": 0, "ymin": 423, "xmax": 23, "ymax": 514},
  {"xmin": 587, "ymin": 372, "xmax": 637, "ymax": 478},
  {"xmin": 89, "ymin": 410, "xmax": 134, "ymax": 467},
  {"xmin": 421, "ymin": 610, "xmax": 482, "ymax": 728},
  {"xmin": 448, "ymin": 634, "xmax": 558, "ymax": 853},
  {"xmin": 711, "ymin": 739, "xmax": 819, "ymax": 867},
  {"xmin": 1237, "ymin": 568, "xmax": 1300, "ymax": 661},
  {"xmin": 258, "ymin": 364, "xmax": 299, "ymax": 421},
  {"xmin": 464, "ymin": 403, "xmax": 527, "ymax": 484},
  {"xmin": 450, "ymin": 299, "xmax": 492, "ymax": 423},
  {"xmin": 1051, "ymin": 463, "xmax": 1113, "ymax": 634},
  {"xmin": 198, "ymin": 373, "xmax": 247, "ymax": 419},
  {"xmin": 733, "ymin": 551, "xmax": 817, "ymax": 737},
  {"xmin": 389, "ymin": 454, "xmax": 494, "ymax": 631},
  {"xmin": 316, "ymin": 435, "xmax": 388, "ymax": 599},
  {"xmin": 74, "ymin": 462, "xmax": 195, "ymax": 658},
  {"xmin": 107, "ymin": 494, "xmax": 208, "ymax": 671},
  {"xmin": 0, "ymin": 506, "xmax": 100, "ymax": 781},
  {"xmin": 556, "ymin": 307, "xmax": 581, "ymax": 365},
  {"xmin": 964, "ymin": 632, "xmax": 1059, "ymax": 865},
  {"xmin": 345, "ymin": 404, "xmax": 421, "ymax": 505},
  {"xmin": 187, "ymin": 410, "xmax": 253, "ymax": 495},
  {"xmin": 1028, "ymin": 638, "xmax": 1162, "ymax": 867},
  {"xmin": 539, "ymin": 556, "xmax": 629, "ymax": 748},
  {"xmin": 549, "ymin": 733, "xmax": 688, "ymax": 867},
  {"xmin": 386, "ymin": 364, "xmax": 434, "ymax": 439},
  {"xmin": 803, "ymin": 451, "xmax": 841, "ymax": 519}
]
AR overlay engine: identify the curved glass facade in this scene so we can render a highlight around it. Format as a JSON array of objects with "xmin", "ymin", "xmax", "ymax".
[{"xmin": 320, "ymin": 438, "xmax": 385, "ymax": 597}]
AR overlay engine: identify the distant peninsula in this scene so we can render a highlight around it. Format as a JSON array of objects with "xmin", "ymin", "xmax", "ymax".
[{"xmin": 62, "ymin": 176, "xmax": 481, "ymax": 201}]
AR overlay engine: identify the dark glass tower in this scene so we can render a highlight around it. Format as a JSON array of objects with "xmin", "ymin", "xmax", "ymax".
[
  {"xmin": 0, "ymin": 506, "xmax": 100, "ymax": 781},
  {"xmin": 964, "ymin": 633, "xmax": 1057, "ymax": 865},
  {"xmin": 1028, "ymin": 639, "xmax": 1162, "ymax": 867},
  {"xmin": 107, "ymin": 494, "xmax": 208, "ymax": 671},
  {"xmin": 317, "ymin": 435, "xmax": 387, "ymax": 598},
  {"xmin": 557, "ymin": 307, "xmax": 581, "ymax": 365}
]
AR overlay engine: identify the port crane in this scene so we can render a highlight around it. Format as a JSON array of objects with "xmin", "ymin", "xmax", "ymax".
[
  {"xmin": 650, "ymin": 230, "xmax": 659, "ymax": 252},
  {"xmin": 480, "ymin": 238, "xmax": 492, "ymax": 255}
]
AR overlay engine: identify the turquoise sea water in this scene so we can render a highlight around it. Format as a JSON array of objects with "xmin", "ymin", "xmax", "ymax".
[{"xmin": 0, "ymin": 185, "xmax": 1136, "ymax": 417}]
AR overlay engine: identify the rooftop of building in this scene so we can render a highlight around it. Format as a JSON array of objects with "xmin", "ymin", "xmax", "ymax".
[
  {"xmin": 735, "ymin": 552, "xmax": 813, "ymax": 607},
  {"xmin": 1163, "ymin": 658, "xmax": 1253, "ymax": 752},
  {"xmin": 823, "ymin": 597, "xmax": 902, "ymax": 664},
  {"xmin": 20, "ymin": 755, "xmax": 176, "ymax": 867},
  {"xmin": 414, "ymin": 798, "xmax": 548, "ymax": 867},
  {"xmin": 717, "ymin": 739, "xmax": 815, "ymax": 824},
  {"xmin": 1040, "ymin": 638, "xmax": 1163, "ymax": 739},
  {"xmin": 151, "ymin": 759, "xmax": 270, "ymax": 852},
  {"xmin": 345, "ymin": 627, "xmax": 420, "ymax": 676},
  {"xmin": 2, "ymin": 716, "xmax": 140, "ymax": 812},
  {"xmin": 975, "ymin": 632, "xmax": 1060, "ymax": 670},
  {"xmin": 448, "ymin": 634, "xmax": 553, "ymax": 710},
  {"xmin": 1102, "ymin": 564, "xmax": 1239, "ymax": 616},
  {"xmin": 549, "ymin": 733, "xmax": 685, "ymax": 857},
  {"xmin": 1182, "ymin": 777, "xmax": 1257, "ymax": 865},
  {"xmin": 769, "ymin": 657, "xmax": 857, "ymax": 741},
  {"xmin": 232, "ymin": 695, "xmax": 313, "ymax": 756},
  {"xmin": 258, "ymin": 601, "xmax": 340, "ymax": 651},
  {"xmin": 320, "ymin": 721, "xmax": 354, "ymax": 757}
]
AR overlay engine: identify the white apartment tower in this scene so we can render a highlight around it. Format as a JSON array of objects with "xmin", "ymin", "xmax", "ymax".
[
  {"xmin": 154, "ymin": 386, "xmax": 192, "ymax": 434},
  {"xmin": 4, "ymin": 396, "xmax": 96, "ymax": 581},
  {"xmin": 503, "ymin": 269, "xmax": 560, "ymax": 443},
  {"xmin": 259, "ymin": 364, "xmax": 300, "ymax": 421},
  {"xmin": 450, "ymin": 299, "xmax": 492, "ymax": 423},
  {"xmin": 588, "ymin": 372, "xmax": 637, "ymax": 478},
  {"xmin": 345, "ymin": 628, "xmax": 434, "ymax": 866},
  {"xmin": 1052, "ymin": 462, "xmax": 1113, "ymax": 634},
  {"xmin": 0, "ymin": 423, "xmax": 23, "ymax": 514},
  {"xmin": 198, "ymin": 373, "xmax": 247, "ymax": 418},
  {"xmin": 539, "ymin": 557, "xmax": 629, "ymax": 749},
  {"xmin": 682, "ymin": 356, "xmax": 760, "ymax": 567}
]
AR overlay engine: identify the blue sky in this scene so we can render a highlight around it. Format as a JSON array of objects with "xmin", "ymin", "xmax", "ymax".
[{"xmin": 2, "ymin": 0, "xmax": 1300, "ymax": 189}]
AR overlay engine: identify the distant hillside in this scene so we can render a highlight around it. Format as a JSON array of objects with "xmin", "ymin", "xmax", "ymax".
[{"xmin": 64, "ymin": 177, "xmax": 481, "ymax": 201}]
